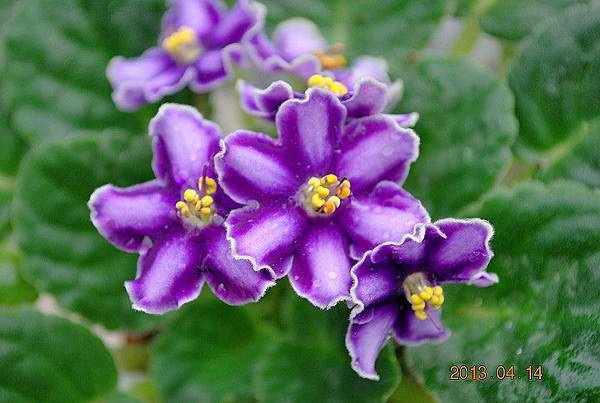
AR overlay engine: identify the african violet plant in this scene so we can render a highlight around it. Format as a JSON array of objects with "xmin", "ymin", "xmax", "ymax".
[{"xmin": 1, "ymin": 0, "xmax": 598, "ymax": 402}]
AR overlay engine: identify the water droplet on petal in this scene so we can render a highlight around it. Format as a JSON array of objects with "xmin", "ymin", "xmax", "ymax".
[{"xmin": 328, "ymin": 271, "xmax": 338, "ymax": 280}]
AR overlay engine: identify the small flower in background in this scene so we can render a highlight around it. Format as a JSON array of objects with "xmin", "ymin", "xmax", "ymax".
[
  {"xmin": 107, "ymin": 0, "xmax": 264, "ymax": 111},
  {"xmin": 346, "ymin": 219, "xmax": 496, "ymax": 380},
  {"xmin": 246, "ymin": 17, "xmax": 404, "ymax": 109},
  {"xmin": 215, "ymin": 89, "xmax": 429, "ymax": 308},
  {"xmin": 89, "ymin": 104, "xmax": 274, "ymax": 314}
]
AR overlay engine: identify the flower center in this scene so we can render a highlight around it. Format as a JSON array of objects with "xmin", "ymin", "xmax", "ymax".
[
  {"xmin": 301, "ymin": 174, "xmax": 351, "ymax": 216},
  {"xmin": 175, "ymin": 175, "xmax": 218, "ymax": 227},
  {"xmin": 307, "ymin": 74, "xmax": 348, "ymax": 96},
  {"xmin": 313, "ymin": 49, "xmax": 347, "ymax": 70},
  {"xmin": 162, "ymin": 26, "xmax": 202, "ymax": 64},
  {"xmin": 402, "ymin": 272, "xmax": 445, "ymax": 321}
]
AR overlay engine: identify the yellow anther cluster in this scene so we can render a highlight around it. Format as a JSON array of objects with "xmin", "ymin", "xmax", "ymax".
[
  {"xmin": 175, "ymin": 176, "xmax": 218, "ymax": 224},
  {"xmin": 409, "ymin": 285, "xmax": 445, "ymax": 321},
  {"xmin": 307, "ymin": 74, "xmax": 348, "ymax": 96},
  {"xmin": 306, "ymin": 174, "xmax": 351, "ymax": 215},
  {"xmin": 403, "ymin": 273, "xmax": 445, "ymax": 321},
  {"xmin": 162, "ymin": 26, "xmax": 201, "ymax": 64},
  {"xmin": 313, "ymin": 49, "xmax": 348, "ymax": 70}
]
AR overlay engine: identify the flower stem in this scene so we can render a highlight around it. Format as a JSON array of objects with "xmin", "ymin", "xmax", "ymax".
[
  {"xmin": 387, "ymin": 345, "xmax": 437, "ymax": 403},
  {"xmin": 452, "ymin": 0, "xmax": 498, "ymax": 56}
]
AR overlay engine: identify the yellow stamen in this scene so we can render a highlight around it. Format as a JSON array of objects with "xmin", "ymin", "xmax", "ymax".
[
  {"xmin": 415, "ymin": 310, "xmax": 428, "ymax": 320},
  {"xmin": 184, "ymin": 189, "xmax": 198, "ymax": 203},
  {"xmin": 200, "ymin": 207, "xmax": 212, "ymax": 217},
  {"xmin": 162, "ymin": 26, "xmax": 201, "ymax": 64},
  {"xmin": 306, "ymin": 74, "xmax": 348, "ymax": 97},
  {"xmin": 433, "ymin": 286, "xmax": 443, "ymax": 296},
  {"xmin": 329, "ymin": 81, "xmax": 348, "ymax": 96},
  {"xmin": 176, "ymin": 201, "xmax": 187, "ymax": 210},
  {"xmin": 200, "ymin": 195, "xmax": 213, "ymax": 207},
  {"xmin": 311, "ymin": 193, "xmax": 325, "ymax": 208},
  {"xmin": 180, "ymin": 205, "xmax": 190, "ymax": 217},
  {"xmin": 337, "ymin": 186, "xmax": 351, "ymax": 199},
  {"xmin": 313, "ymin": 49, "xmax": 347, "ymax": 69},
  {"xmin": 308, "ymin": 177, "xmax": 321, "ymax": 187},
  {"xmin": 411, "ymin": 302, "xmax": 425, "ymax": 311},
  {"xmin": 322, "ymin": 174, "xmax": 338, "ymax": 185},
  {"xmin": 199, "ymin": 177, "xmax": 217, "ymax": 195},
  {"xmin": 307, "ymin": 75, "xmax": 325, "ymax": 88},
  {"xmin": 316, "ymin": 186, "xmax": 330, "ymax": 197}
]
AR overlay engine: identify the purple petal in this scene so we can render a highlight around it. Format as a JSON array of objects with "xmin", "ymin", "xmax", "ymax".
[
  {"xmin": 201, "ymin": 0, "xmax": 257, "ymax": 48},
  {"xmin": 226, "ymin": 203, "xmax": 307, "ymax": 277},
  {"xmin": 346, "ymin": 303, "xmax": 397, "ymax": 380},
  {"xmin": 335, "ymin": 115, "xmax": 419, "ymax": 192},
  {"xmin": 289, "ymin": 222, "xmax": 352, "ymax": 309},
  {"xmin": 245, "ymin": 31, "xmax": 321, "ymax": 78},
  {"xmin": 392, "ymin": 304, "xmax": 450, "ymax": 345},
  {"xmin": 237, "ymin": 80, "xmax": 295, "ymax": 121},
  {"xmin": 341, "ymin": 78, "xmax": 388, "ymax": 118},
  {"xmin": 215, "ymin": 130, "xmax": 298, "ymax": 204},
  {"xmin": 273, "ymin": 18, "xmax": 327, "ymax": 62},
  {"xmin": 277, "ymin": 89, "xmax": 346, "ymax": 174},
  {"xmin": 150, "ymin": 104, "xmax": 222, "ymax": 187},
  {"xmin": 350, "ymin": 254, "xmax": 402, "ymax": 312},
  {"xmin": 426, "ymin": 219, "xmax": 495, "ymax": 284},
  {"xmin": 202, "ymin": 226, "xmax": 275, "ymax": 304},
  {"xmin": 89, "ymin": 181, "xmax": 178, "ymax": 253},
  {"xmin": 338, "ymin": 181, "xmax": 430, "ymax": 259},
  {"xmin": 107, "ymin": 48, "xmax": 191, "ymax": 111},
  {"xmin": 190, "ymin": 49, "xmax": 234, "ymax": 91},
  {"xmin": 385, "ymin": 112, "xmax": 420, "ymax": 128},
  {"xmin": 162, "ymin": 0, "xmax": 223, "ymax": 39},
  {"xmin": 125, "ymin": 228, "xmax": 205, "ymax": 314},
  {"xmin": 335, "ymin": 56, "xmax": 390, "ymax": 89}
]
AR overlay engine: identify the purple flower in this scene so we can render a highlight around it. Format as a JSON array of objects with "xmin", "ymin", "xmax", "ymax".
[
  {"xmin": 107, "ymin": 0, "xmax": 265, "ymax": 111},
  {"xmin": 238, "ymin": 78, "xmax": 418, "ymax": 126},
  {"xmin": 246, "ymin": 18, "xmax": 403, "ymax": 107},
  {"xmin": 89, "ymin": 104, "xmax": 274, "ymax": 314},
  {"xmin": 346, "ymin": 219, "xmax": 497, "ymax": 380},
  {"xmin": 215, "ymin": 89, "xmax": 429, "ymax": 308}
]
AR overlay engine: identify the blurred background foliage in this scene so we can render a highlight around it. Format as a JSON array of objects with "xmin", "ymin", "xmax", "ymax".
[{"xmin": 0, "ymin": 0, "xmax": 598, "ymax": 402}]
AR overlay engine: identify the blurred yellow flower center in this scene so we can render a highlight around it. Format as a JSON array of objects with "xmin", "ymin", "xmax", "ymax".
[
  {"xmin": 307, "ymin": 74, "xmax": 348, "ymax": 96},
  {"xmin": 162, "ymin": 26, "xmax": 202, "ymax": 64},
  {"xmin": 402, "ymin": 272, "xmax": 445, "ymax": 321},
  {"xmin": 313, "ymin": 49, "xmax": 347, "ymax": 70},
  {"xmin": 176, "ymin": 176, "xmax": 218, "ymax": 226},
  {"xmin": 302, "ymin": 174, "xmax": 351, "ymax": 216}
]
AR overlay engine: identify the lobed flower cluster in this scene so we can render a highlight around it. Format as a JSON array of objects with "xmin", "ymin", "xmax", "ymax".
[{"xmin": 91, "ymin": 0, "xmax": 497, "ymax": 380}]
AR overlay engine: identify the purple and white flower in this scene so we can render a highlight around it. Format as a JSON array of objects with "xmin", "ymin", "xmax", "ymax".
[
  {"xmin": 238, "ymin": 78, "xmax": 418, "ymax": 126},
  {"xmin": 346, "ymin": 219, "xmax": 497, "ymax": 380},
  {"xmin": 215, "ymin": 89, "xmax": 429, "ymax": 309},
  {"xmin": 245, "ymin": 18, "xmax": 404, "ymax": 111},
  {"xmin": 89, "ymin": 104, "xmax": 275, "ymax": 314},
  {"xmin": 107, "ymin": 0, "xmax": 265, "ymax": 111}
]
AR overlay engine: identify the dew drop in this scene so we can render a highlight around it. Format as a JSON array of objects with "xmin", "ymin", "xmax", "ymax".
[
  {"xmin": 328, "ymin": 271, "xmax": 338, "ymax": 280},
  {"xmin": 516, "ymin": 347, "xmax": 523, "ymax": 355},
  {"xmin": 313, "ymin": 279, "xmax": 321, "ymax": 288}
]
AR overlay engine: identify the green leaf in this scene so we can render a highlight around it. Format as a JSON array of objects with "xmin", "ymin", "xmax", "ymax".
[
  {"xmin": 535, "ymin": 120, "xmax": 600, "ymax": 188},
  {"xmin": 0, "ymin": 308, "xmax": 117, "ymax": 402},
  {"xmin": 395, "ymin": 56, "xmax": 517, "ymax": 217},
  {"xmin": 0, "ymin": 0, "xmax": 165, "ymax": 144},
  {"xmin": 12, "ymin": 131, "xmax": 163, "ymax": 330},
  {"xmin": 409, "ymin": 181, "xmax": 600, "ymax": 401},
  {"xmin": 259, "ymin": 0, "xmax": 446, "ymax": 60},
  {"xmin": 480, "ymin": 0, "xmax": 591, "ymax": 41},
  {"xmin": 508, "ymin": 4, "xmax": 600, "ymax": 161},
  {"xmin": 256, "ymin": 296, "xmax": 400, "ymax": 403},
  {"xmin": 152, "ymin": 297, "xmax": 272, "ymax": 403},
  {"xmin": 0, "ymin": 247, "xmax": 37, "ymax": 306}
]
